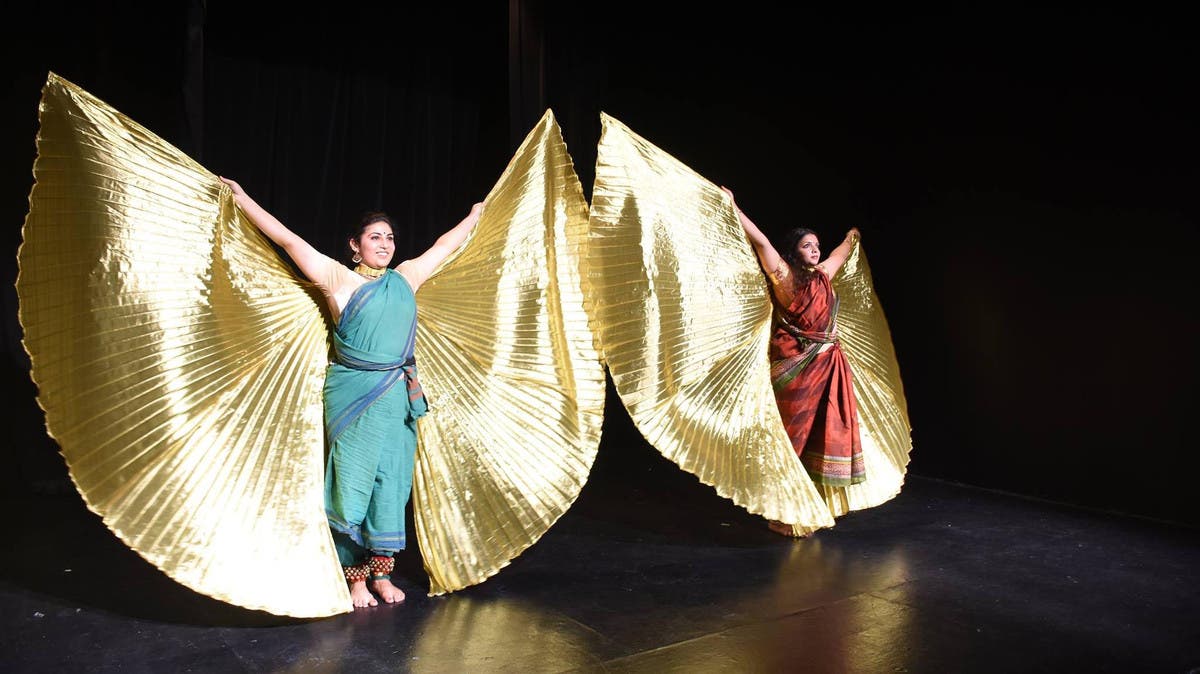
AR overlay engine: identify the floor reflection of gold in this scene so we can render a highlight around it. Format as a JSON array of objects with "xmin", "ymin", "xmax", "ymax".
[
  {"xmin": 747, "ymin": 540, "xmax": 915, "ymax": 672},
  {"xmin": 601, "ymin": 538, "xmax": 916, "ymax": 674},
  {"xmin": 408, "ymin": 596, "xmax": 604, "ymax": 673},
  {"xmin": 774, "ymin": 538, "xmax": 911, "ymax": 603},
  {"xmin": 263, "ymin": 595, "xmax": 603, "ymax": 673}
]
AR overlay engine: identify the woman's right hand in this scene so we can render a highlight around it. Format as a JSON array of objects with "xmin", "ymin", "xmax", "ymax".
[
  {"xmin": 218, "ymin": 176, "xmax": 245, "ymax": 197},
  {"xmin": 720, "ymin": 185, "xmax": 738, "ymax": 209}
]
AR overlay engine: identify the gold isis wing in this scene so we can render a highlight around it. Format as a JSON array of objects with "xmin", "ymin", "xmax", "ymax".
[
  {"xmin": 588, "ymin": 113, "xmax": 836, "ymax": 535},
  {"xmin": 17, "ymin": 72, "xmax": 350, "ymax": 617},
  {"xmin": 412, "ymin": 109, "xmax": 606, "ymax": 595},
  {"xmin": 822, "ymin": 240, "xmax": 914, "ymax": 516}
]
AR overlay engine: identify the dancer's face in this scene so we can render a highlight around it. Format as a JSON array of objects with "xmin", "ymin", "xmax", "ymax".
[
  {"xmin": 794, "ymin": 233, "xmax": 820, "ymax": 266},
  {"xmin": 354, "ymin": 221, "xmax": 395, "ymax": 268}
]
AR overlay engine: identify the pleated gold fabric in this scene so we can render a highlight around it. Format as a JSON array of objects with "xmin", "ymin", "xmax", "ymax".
[
  {"xmin": 17, "ymin": 73, "xmax": 351, "ymax": 617},
  {"xmin": 825, "ymin": 241, "xmax": 914, "ymax": 515},
  {"xmin": 412, "ymin": 110, "xmax": 605, "ymax": 595},
  {"xmin": 588, "ymin": 113, "xmax": 837, "ymax": 534}
]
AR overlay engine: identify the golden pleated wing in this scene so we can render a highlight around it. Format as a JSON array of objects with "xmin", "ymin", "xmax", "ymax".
[
  {"xmin": 827, "ymin": 241, "xmax": 914, "ymax": 514},
  {"xmin": 588, "ymin": 113, "xmax": 835, "ymax": 534},
  {"xmin": 412, "ymin": 109, "xmax": 606, "ymax": 595},
  {"xmin": 17, "ymin": 72, "xmax": 350, "ymax": 617}
]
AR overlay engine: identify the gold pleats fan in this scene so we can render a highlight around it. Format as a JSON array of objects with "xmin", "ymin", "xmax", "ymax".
[
  {"xmin": 588, "ymin": 113, "xmax": 912, "ymax": 531},
  {"xmin": 18, "ymin": 73, "xmax": 349, "ymax": 617},
  {"xmin": 412, "ymin": 110, "xmax": 605, "ymax": 596},
  {"xmin": 823, "ymin": 243, "xmax": 913, "ymax": 516}
]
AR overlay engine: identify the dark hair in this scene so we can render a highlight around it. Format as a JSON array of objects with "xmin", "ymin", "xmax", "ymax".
[
  {"xmin": 780, "ymin": 227, "xmax": 819, "ymax": 271},
  {"xmin": 346, "ymin": 211, "xmax": 394, "ymax": 259}
]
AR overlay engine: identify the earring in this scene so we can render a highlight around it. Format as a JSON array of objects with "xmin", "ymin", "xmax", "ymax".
[{"xmin": 352, "ymin": 252, "xmax": 362, "ymax": 264}]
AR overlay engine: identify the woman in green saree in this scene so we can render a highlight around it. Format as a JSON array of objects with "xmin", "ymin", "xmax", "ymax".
[{"xmin": 221, "ymin": 177, "xmax": 483, "ymax": 608}]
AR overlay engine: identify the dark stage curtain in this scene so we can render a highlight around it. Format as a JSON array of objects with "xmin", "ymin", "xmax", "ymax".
[
  {"xmin": 199, "ymin": 4, "xmax": 511, "ymax": 261},
  {"xmin": 198, "ymin": 3, "xmax": 511, "ymax": 261}
]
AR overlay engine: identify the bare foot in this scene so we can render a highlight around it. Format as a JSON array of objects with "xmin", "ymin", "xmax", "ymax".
[
  {"xmin": 370, "ymin": 577, "xmax": 406, "ymax": 604},
  {"xmin": 767, "ymin": 520, "xmax": 795, "ymax": 536},
  {"xmin": 349, "ymin": 579, "xmax": 378, "ymax": 608},
  {"xmin": 768, "ymin": 520, "xmax": 818, "ymax": 538}
]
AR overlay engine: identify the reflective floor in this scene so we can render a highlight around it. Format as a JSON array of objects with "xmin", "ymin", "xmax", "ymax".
[{"xmin": 3, "ymin": 451, "xmax": 1198, "ymax": 673}]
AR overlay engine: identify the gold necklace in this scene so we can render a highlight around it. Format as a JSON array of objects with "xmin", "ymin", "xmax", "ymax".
[{"xmin": 354, "ymin": 263, "xmax": 388, "ymax": 279}]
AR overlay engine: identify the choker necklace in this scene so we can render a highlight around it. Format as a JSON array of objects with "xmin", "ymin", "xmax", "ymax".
[{"xmin": 354, "ymin": 264, "xmax": 388, "ymax": 279}]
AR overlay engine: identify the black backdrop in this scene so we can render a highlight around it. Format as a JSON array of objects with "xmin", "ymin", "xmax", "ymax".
[{"xmin": 3, "ymin": 3, "xmax": 1196, "ymax": 526}]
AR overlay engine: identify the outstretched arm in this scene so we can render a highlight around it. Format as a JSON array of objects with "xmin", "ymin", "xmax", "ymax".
[
  {"xmin": 220, "ymin": 177, "xmax": 327, "ymax": 283},
  {"xmin": 399, "ymin": 201, "xmax": 485, "ymax": 291},
  {"xmin": 817, "ymin": 227, "xmax": 861, "ymax": 280},
  {"xmin": 723, "ymin": 186, "xmax": 785, "ymax": 279},
  {"xmin": 723, "ymin": 186, "xmax": 797, "ymax": 305}
]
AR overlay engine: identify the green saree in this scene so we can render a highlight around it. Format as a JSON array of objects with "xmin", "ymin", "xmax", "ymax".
[{"xmin": 323, "ymin": 270, "xmax": 427, "ymax": 562}]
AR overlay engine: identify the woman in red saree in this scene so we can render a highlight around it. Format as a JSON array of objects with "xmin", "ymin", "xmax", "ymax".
[{"xmin": 723, "ymin": 187, "xmax": 864, "ymax": 535}]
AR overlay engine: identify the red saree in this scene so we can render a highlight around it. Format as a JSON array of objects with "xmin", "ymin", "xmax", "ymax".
[{"xmin": 768, "ymin": 265, "xmax": 864, "ymax": 487}]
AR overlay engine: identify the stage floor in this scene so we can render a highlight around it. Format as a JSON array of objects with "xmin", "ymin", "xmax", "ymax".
[{"xmin": 2, "ymin": 460, "xmax": 1198, "ymax": 673}]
